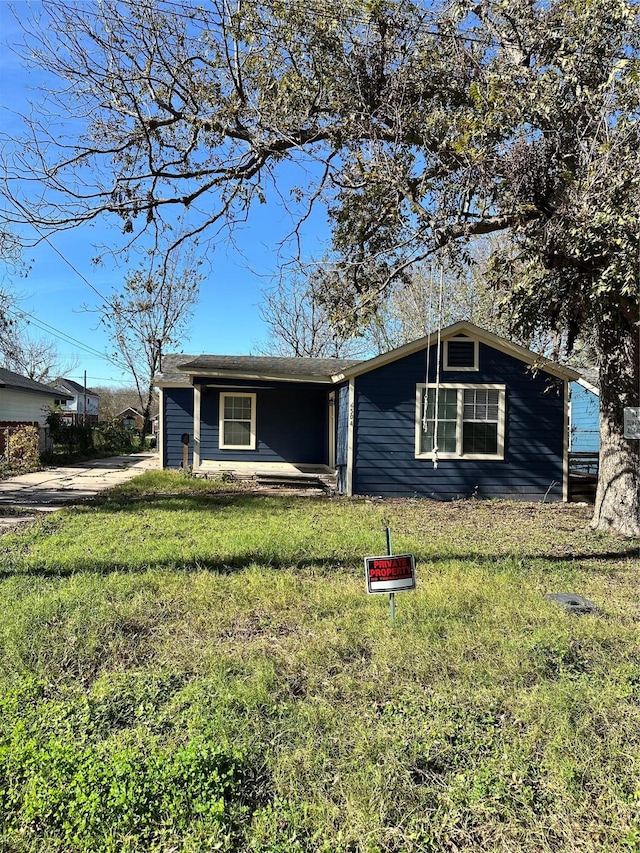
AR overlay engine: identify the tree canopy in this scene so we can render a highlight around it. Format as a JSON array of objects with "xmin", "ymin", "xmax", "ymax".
[{"xmin": 2, "ymin": 0, "xmax": 639, "ymax": 533}]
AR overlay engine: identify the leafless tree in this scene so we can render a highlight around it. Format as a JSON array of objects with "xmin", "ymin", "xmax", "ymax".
[
  {"xmin": 0, "ymin": 292, "xmax": 79, "ymax": 382},
  {"xmin": 257, "ymin": 272, "xmax": 368, "ymax": 358},
  {"xmin": 91, "ymin": 385, "xmax": 155, "ymax": 423},
  {"xmin": 98, "ymin": 250, "xmax": 200, "ymax": 436}
]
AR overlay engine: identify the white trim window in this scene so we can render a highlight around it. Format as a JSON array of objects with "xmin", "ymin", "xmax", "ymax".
[
  {"xmin": 219, "ymin": 392, "xmax": 256, "ymax": 450},
  {"xmin": 444, "ymin": 336, "xmax": 479, "ymax": 371},
  {"xmin": 416, "ymin": 383, "xmax": 505, "ymax": 460}
]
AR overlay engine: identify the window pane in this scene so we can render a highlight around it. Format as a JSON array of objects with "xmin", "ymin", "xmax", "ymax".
[
  {"xmin": 463, "ymin": 389, "xmax": 475, "ymax": 419},
  {"xmin": 424, "ymin": 392, "xmax": 434, "ymax": 420},
  {"xmin": 420, "ymin": 388, "xmax": 458, "ymax": 454},
  {"xmin": 487, "ymin": 390, "xmax": 499, "ymax": 420},
  {"xmin": 439, "ymin": 388, "xmax": 457, "ymax": 419},
  {"xmin": 421, "ymin": 423, "xmax": 457, "ymax": 454},
  {"xmin": 438, "ymin": 420, "xmax": 457, "ymax": 452},
  {"xmin": 464, "ymin": 389, "xmax": 499, "ymax": 422},
  {"xmin": 420, "ymin": 423, "xmax": 434, "ymax": 454},
  {"xmin": 424, "ymin": 388, "xmax": 457, "ymax": 419},
  {"xmin": 224, "ymin": 421, "xmax": 251, "ymax": 446},
  {"xmin": 225, "ymin": 396, "xmax": 252, "ymax": 419},
  {"xmin": 463, "ymin": 422, "xmax": 498, "ymax": 454}
]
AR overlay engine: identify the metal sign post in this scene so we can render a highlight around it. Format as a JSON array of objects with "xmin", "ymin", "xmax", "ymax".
[
  {"xmin": 364, "ymin": 524, "xmax": 416, "ymax": 623},
  {"xmin": 386, "ymin": 525, "xmax": 395, "ymax": 622}
]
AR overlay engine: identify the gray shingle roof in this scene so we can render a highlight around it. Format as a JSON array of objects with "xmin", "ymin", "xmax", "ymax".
[
  {"xmin": 0, "ymin": 366, "xmax": 73, "ymax": 398},
  {"xmin": 155, "ymin": 354, "xmax": 198, "ymax": 384},
  {"xmin": 54, "ymin": 378, "xmax": 100, "ymax": 397},
  {"xmin": 156, "ymin": 353, "xmax": 362, "ymax": 384}
]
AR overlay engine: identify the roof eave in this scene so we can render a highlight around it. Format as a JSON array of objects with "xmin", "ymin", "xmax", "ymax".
[
  {"xmin": 575, "ymin": 376, "xmax": 600, "ymax": 395},
  {"xmin": 155, "ymin": 378, "xmax": 192, "ymax": 388},
  {"xmin": 184, "ymin": 369, "xmax": 335, "ymax": 385},
  {"xmin": 5, "ymin": 386, "xmax": 73, "ymax": 399}
]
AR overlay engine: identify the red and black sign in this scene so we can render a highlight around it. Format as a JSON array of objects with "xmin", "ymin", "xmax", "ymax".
[{"xmin": 364, "ymin": 554, "xmax": 416, "ymax": 594}]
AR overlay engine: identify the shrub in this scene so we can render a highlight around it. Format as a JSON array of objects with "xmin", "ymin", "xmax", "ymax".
[
  {"xmin": 6, "ymin": 425, "xmax": 40, "ymax": 472},
  {"xmin": 92, "ymin": 421, "xmax": 137, "ymax": 453},
  {"xmin": 46, "ymin": 411, "xmax": 94, "ymax": 456}
]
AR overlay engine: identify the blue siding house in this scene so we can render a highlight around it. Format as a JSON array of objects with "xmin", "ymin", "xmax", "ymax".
[
  {"xmin": 156, "ymin": 322, "xmax": 581, "ymax": 501},
  {"xmin": 569, "ymin": 378, "xmax": 600, "ymax": 452}
]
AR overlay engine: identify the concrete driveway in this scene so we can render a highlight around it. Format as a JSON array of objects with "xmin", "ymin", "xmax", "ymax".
[{"xmin": 0, "ymin": 452, "xmax": 159, "ymax": 527}]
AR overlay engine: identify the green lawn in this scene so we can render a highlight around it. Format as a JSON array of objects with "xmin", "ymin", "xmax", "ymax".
[{"xmin": 0, "ymin": 471, "xmax": 639, "ymax": 852}]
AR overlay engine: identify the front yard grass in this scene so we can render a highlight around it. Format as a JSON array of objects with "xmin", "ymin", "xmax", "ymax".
[{"xmin": 0, "ymin": 470, "xmax": 639, "ymax": 852}]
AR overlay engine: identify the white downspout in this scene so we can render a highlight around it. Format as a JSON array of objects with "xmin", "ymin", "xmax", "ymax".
[{"xmin": 347, "ymin": 378, "xmax": 355, "ymax": 496}]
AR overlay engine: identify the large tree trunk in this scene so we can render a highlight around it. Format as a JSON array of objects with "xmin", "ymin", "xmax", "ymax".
[{"xmin": 591, "ymin": 314, "xmax": 640, "ymax": 537}]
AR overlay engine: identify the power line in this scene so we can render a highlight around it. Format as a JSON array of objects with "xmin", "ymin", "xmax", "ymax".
[
  {"xmin": 5, "ymin": 306, "xmax": 125, "ymax": 371},
  {"xmin": 33, "ymin": 232, "xmax": 113, "ymax": 306},
  {"xmin": 65, "ymin": 374, "xmax": 137, "ymax": 385},
  {"xmin": 4, "ymin": 197, "xmax": 116, "ymax": 309}
]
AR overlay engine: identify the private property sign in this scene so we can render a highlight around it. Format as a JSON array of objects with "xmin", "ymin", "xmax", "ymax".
[{"xmin": 365, "ymin": 554, "xmax": 416, "ymax": 594}]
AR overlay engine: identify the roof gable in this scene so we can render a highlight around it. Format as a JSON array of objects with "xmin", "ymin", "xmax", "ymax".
[
  {"xmin": 54, "ymin": 378, "xmax": 100, "ymax": 397},
  {"xmin": 331, "ymin": 321, "xmax": 581, "ymax": 382}
]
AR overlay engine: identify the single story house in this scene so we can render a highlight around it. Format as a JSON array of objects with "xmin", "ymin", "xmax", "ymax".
[
  {"xmin": 156, "ymin": 322, "xmax": 581, "ymax": 501},
  {"xmin": 52, "ymin": 378, "xmax": 100, "ymax": 425},
  {"xmin": 0, "ymin": 366, "xmax": 72, "ymax": 451},
  {"xmin": 116, "ymin": 407, "xmax": 145, "ymax": 431}
]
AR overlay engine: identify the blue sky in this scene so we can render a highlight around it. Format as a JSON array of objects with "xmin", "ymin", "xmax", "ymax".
[{"xmin": 0, "ymin": 0, "xmax": 332, "ymax": 388}]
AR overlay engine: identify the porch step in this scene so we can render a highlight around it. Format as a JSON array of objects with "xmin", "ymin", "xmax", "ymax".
[{"xmin": 254, "ymin": 473, "xmax": 334, "ymax": 491}]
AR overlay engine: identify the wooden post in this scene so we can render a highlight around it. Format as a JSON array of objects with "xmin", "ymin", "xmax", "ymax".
[{"xmin": 181, "ymin": 432, "xmax": 190, "ymax": 469}]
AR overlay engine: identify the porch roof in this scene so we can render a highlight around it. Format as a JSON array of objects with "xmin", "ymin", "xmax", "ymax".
[{"xmin": 157, "ymin": 353, "xmax": 362, "ymax": 385}]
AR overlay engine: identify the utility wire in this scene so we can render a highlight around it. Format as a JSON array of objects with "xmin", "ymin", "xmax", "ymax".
[
  {"xmin": 4, "ymin": 306, "xmax": 124, "ymax": 371},
  {"xmin": 4, "ymin": 197, "xmax": 116, "ymax": 309},
  {"xmin": 65, "ymin": 373, "xmax": 136, "ymax": 385}
]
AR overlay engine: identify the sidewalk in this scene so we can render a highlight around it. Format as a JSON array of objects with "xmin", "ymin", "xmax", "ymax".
[{"xmin": 0, "ymin": 453, "xmax": 160, "ymax": 526}]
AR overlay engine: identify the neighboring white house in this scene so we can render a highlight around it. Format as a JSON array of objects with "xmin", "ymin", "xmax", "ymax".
[
  {"xmin": 0, "ymin": 366, "xmax": 72, "ymax": 450},
  {"xmin": 52, "ymin": 378, "xmax": 100, "ymax": 424}
]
